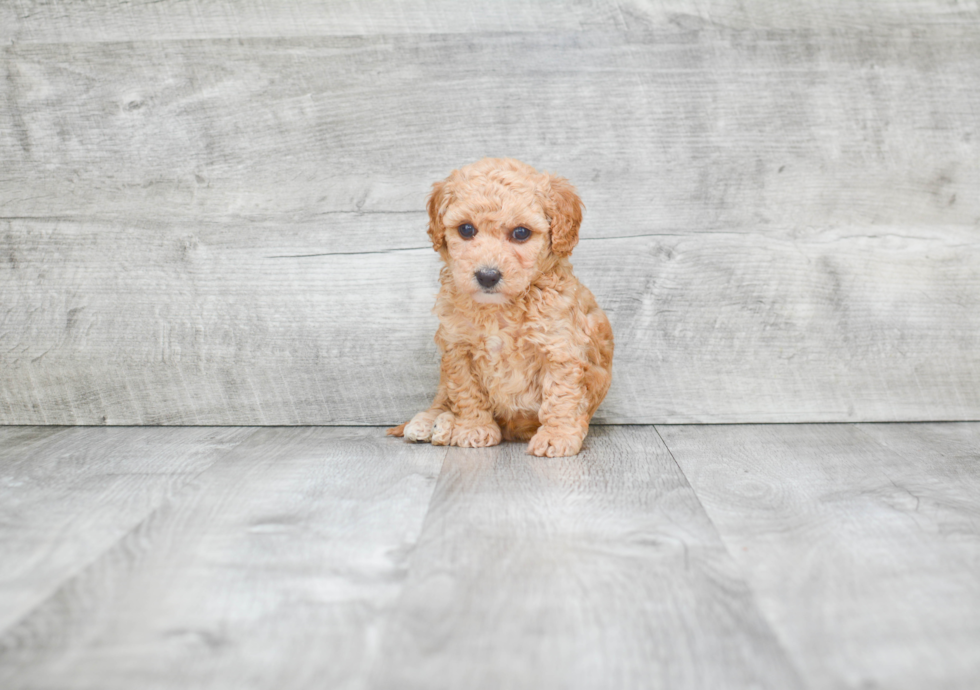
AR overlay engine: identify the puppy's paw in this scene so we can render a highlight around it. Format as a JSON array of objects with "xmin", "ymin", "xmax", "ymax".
[
  {"xmin": 527, "ymin": 427, "xmax": 584, "ymax": 457},
  {"xmin": 430, "ymin": 411, "xmax": 455, "ymax": 446},
  {"xmin": 403, "ymin": 411, "xmax": 437, "ymax": 443},
  {"xmin": 451, "ymin": 421, "xmax": 502, "ymax": 448}
]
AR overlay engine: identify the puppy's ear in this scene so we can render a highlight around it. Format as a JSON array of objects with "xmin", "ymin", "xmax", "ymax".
[
  {"xmin": 426, "ymin": 180, "xmax": 450, "ymax": 252},
  {"xmin": 547, "ymin": 175, "xmax": 583, "ymax": 257}
]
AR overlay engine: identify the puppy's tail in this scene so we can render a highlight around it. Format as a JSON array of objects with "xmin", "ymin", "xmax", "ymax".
[{"xmin": 386, "ymin": 422, "xmax": 407, "ymax": 437}]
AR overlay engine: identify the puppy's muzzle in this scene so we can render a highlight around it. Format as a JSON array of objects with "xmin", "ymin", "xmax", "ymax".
[{"xmin": 475, "ymin": 268, "xmax": 502, "ymax": 290}]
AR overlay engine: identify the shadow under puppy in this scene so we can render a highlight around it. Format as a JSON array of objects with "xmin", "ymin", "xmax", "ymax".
[{"xmin": 388, "ymin": 158, "xmax": 613, "ymax": 457}]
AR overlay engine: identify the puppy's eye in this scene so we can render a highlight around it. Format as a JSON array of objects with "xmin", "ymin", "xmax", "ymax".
[
  {"xmin": 511, "ymin": 226, "xmax": 531, "ymax": 242},
  {"xmin": 458, "ymin": 223, "xmax": 477, "ymax": 239}
]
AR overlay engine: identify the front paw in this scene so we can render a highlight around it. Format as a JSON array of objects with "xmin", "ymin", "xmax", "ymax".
[
  {"xmin": 451, "ymin": 420, "xmax": 502, "ymax": 448},
  {"xmin": 527, "ymin": 427, "xmax": 584, "ymax": 457},
  {"xmin": 403, "ymin": 411, "xmax": 437, "ymax": 443},
  {"xmin": 430, "ymin": 411, "xmax": 455, "ymax": 446}
]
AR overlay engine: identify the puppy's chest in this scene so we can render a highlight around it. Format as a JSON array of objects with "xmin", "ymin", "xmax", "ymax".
[
  {"xmin": 472, "ymin": 327, "xmax": 535, "ymax": 365},
  {"xmin": 466, "ymin": 320, "xmax": 544, "ymax": 410}
]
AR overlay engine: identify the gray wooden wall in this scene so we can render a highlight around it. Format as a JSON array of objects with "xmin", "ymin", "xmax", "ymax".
[{"xmin": 2, "ymin": 1, "xmax": 979, "ymax": 425}]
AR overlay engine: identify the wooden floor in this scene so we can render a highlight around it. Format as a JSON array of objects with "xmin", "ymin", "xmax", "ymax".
[{"xmin": 0, "ymin": 424, "xmax": 978, "ymax": 690}]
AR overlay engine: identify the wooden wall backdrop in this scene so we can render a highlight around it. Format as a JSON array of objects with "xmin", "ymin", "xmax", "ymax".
[{"xmin": 2, "ymin": 1, "xmax": 979, "ymax": 425}]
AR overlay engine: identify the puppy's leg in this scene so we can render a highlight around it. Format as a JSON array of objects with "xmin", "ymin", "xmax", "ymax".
[
  {"xmin": 528, "ymin": 360, "xmax": 590, "ymax": 457},
  {"xmin": 443, "ymin": 347, "xmax": 501, "ymax": 448}
]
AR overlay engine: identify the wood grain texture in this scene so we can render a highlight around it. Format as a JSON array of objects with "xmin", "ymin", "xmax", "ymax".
[
  {"xmin": 0, "ymin": 0, "xmax": 622, "ymax": 43},
  {"xmin": 656, "ymin": 423, "xmax": 980, "ymax": 690},
  {"xmin": 2, "ymin": 222, "xmax": 978, "ymax": 424},
  {"xmin": 0, "ymin": 427, "xmax": 447, "ymax": 690},
  {"xmin": 2, "ymin": 5, "xmax": 979, "ymax": 425},
  {"xmin": 0, "ymin": 426, "xmax": 253, "ymax": 633},
  {"xmin": 370, "ymin": 426, "xmax": 804, "ymax": 690},
  {"xmin": 1, "ymin": 423, "xmax": 977, "ymax": 687},
  {"xmin": 2, "ymin": 30, "xmax": 977, "ymax": 229},
  {"xmin": 2, "ymin": 0, "xmax": 976, "ymax": 43}
]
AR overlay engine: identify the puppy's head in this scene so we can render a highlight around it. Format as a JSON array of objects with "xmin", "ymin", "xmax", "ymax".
[{"xmin": 426, "ymin": 158, "xmax": 583, "ymax": 304}]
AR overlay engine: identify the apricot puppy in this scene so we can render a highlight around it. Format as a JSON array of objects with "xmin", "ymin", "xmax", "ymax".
[{"xmin": 388, "ymin": 158, "xmax": 613, "ymax": 457}]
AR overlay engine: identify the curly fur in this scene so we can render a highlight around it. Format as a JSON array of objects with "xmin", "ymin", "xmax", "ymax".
[{"xmin": 388, "ymin": 158, "xmax": 613, "ymax": 457}]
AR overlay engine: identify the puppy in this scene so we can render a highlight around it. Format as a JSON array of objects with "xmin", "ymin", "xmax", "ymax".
[{"xmin": 388, "ymin": 158, "xmax": 613, "ymax": 457}]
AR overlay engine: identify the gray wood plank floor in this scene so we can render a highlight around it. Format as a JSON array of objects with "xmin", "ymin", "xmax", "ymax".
[{"xmin": 1, "ymin": 424, "xmax": 978, "ymax": 689}]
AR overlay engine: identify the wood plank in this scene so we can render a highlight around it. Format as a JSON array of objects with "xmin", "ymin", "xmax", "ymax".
[
  {"xmin": 0, "ymin": 427, "xmax": 447, "ymax": 690},
  {"xmin": 2, "ymin": 0, "xmax": 976, "ymax": 43},
  {"xmin": 656, "ymin": 423, "xmax": 980, "ymax": 690},
  {"xmin": 584, "ymin": 227, "xmax": 980, "ymax": 423},
  {"xmin": 2, "ymin": 223, "xmax": 978, "ymax": 424},
  {"xmin": 856, "ymin": 421, "xmax": 980, "ymax": 469},
  {"xmin": 2, "ymin": 29, "xmax": 977, "ymax": 231},
  {"xmin": 369, "ymin": 426, "xmax": 804, "ymax": 690},
  {"xmin": 0, "ymin": 426, "xmax": 69, "ymax": 459},
  {"xmin": 0, "ymin": 426, "xmax": 254, "ymax": 632},
  {"xmin": 0, "ymin": 0, "xmax": 623, "ymax": 43}
]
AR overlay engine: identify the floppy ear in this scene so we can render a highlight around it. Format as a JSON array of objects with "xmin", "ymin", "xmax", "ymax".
[
  {"xmin": 547, "ymin": 175, "xmax": 583, "ymax": 257},
  {"xmin": 426, "ymin": 180, "xmax": 450, "ymax": 252}
]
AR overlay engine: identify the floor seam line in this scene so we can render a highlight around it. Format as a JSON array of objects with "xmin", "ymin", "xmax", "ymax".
[
  {"xmin": 652, "ymin": 424, "xmax": 814, "ymax": 690},
  {"xmin": 0, "ymin": 426, "xmax": 264, "ymax": 640},
  {"xmin": 358, "ymin": 443, "xmax": 452, "ymax": 684}
]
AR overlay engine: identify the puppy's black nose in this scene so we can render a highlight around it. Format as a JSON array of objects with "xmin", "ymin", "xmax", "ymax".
[{"xmin": 475, "ymin": 268, "xmax": 502, "ymax": 289}]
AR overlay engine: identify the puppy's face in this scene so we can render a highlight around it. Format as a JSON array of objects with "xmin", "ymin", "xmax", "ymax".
[
  {"xmin": 427, "ymin": 158, "xmax": 583, "ymax": 304},
  {"xmin": 441, "ymin": 181, "xmax": 551, "ymax": 304}
]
